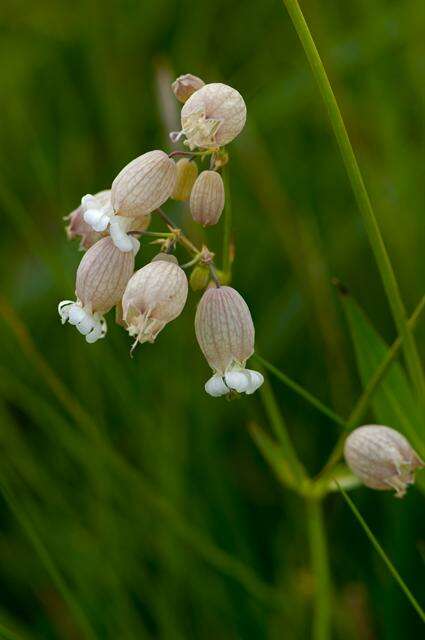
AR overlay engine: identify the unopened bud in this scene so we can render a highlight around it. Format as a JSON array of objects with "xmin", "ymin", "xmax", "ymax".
[
  {"xmin": 122, "ymin": 253, "xmax": 188, "ymax": 351},
  {"xmin": 195, "ymin": 286, "xmax": 263, "ymax": 397},
  {"xmin": 172, "ymin": 73, "xmax": 205, "ymax": 103},
  {"xmin": 190, "ymin": 265, "xmax": 210, "ymax": 291},
  {"xmin": 58, "ymin": 237, "xmax": 137, "ymax": 343},
  {"xmin": 176, "ymin": 83, "xmax": 246, "ymax": 150},
  {"xmin": 111, "ymin": 150, "xmax": 177, "ymax": 218},
  {"xmin": 344, "ymin": 425, "xmax": 424, "ymax": 498},
  {"xmin": 172, "ymin": 158, "xmax": 198, "ymax": 201},
  {"xmin": 190, "ymin": 170, "xmax": 225, "ymax": 227}
]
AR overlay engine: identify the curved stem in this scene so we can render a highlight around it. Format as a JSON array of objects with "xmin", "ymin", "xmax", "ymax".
[
  {"xmin": 306, "ymin": 498, "xmax": 332, "ymax": 640},
  {"xmin": 281, "ymin": 0, "xmax": 425, "ymax": 411}
]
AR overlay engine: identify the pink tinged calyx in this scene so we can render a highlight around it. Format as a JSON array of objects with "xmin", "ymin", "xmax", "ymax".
[
  {"xmin": 344, "ymin": 425, "xmax": 424, "ymax": 498},
  {"xmin": 111, "ymin": 150, "xmax": 177, "ymax": 218},
  {"xmin": 122, "ymin": 253, "xmax": 188, "ymax": 353},
  {"xmin": 58, "ymin": 237, "xmax": 138, "ymax": 343},
  {"xmin": 171, "ymin": 83, "xmax": 247, "ymax": 150},
  {"xmin": 195, "ymin": 286, "xmax": 263, "ymax": 397}
]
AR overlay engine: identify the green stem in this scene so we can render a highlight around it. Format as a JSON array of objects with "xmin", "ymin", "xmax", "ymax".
[
  {"xmin": 254, "ymin": 354, "xmax": 346, "ymax": 428},
  {"xmin": 280, "ymin": 0, "xmax": 425, "ymax": 410},
  {"xmin": 221, "ymin": 165, "xmax": 233, "ymax": 280},
  {"xmin": 339, "ymin": 485, "xmax": 425, "ymax": 623},
  {"xmin": 306, "ymin": 499, "xmax": 332, "ymax": 640},
  {"xmin": 259, "ymin": 376, "xmax": 308, "ymax": 484}
]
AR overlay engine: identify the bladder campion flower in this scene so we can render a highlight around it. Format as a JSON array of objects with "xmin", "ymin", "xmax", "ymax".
[
  {"xmin": 190, "ymin": 170, "xmax": 225, "ymax": 226},
  {"xmin": 171, "ymin": 73, "xmax": 205, "ymax": 103},
  {"xmin": 58, "ymin": 237, "xmax": 138, "ymax": 343},
  {"xmin": 122, "ymin": 253, "xmax": 188, "ymax": 351},
  {"xmin": 344, "ymin": 425, "xmax": 424, "ymax": 498},
  {"xmin": 195, "ymin": 286, "xmax": 263, "ymax": 397},
  {"xmin": 171, "ymin": 83, "xmax": 246, "ymax": 150},
  {"xmin": 66, "ymin": 191, "xmax": 109, "ymax": 250}
]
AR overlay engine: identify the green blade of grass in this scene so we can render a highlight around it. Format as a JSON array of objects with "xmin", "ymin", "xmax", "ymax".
[
  {"xmin": 280, "ymin": 0, "xmax": 425, "ymax": 411},
  {"xmin": 338, "ymin": 484, "xmax": 425, "ymax": 624},
  {"xmin": 255, "ymin": 354, "xmax": 346, "ymax": 428},
  {"xmin": 0, "ymin": 299, "xmax": 282, "ymax": 608},
  {"xmin": 0, "ymin": 474, "xmax": 97, "ymax": 640}
]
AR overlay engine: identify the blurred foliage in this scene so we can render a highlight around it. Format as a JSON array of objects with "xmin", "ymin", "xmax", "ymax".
[{"xmin": 0, "ymin": 0, "xmax": 424, "ymax": 638}]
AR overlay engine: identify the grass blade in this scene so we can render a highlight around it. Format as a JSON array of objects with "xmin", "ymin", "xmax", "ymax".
[{"xmin": 338, "ymin": 484, "xmax": 425, "ymax": 624}]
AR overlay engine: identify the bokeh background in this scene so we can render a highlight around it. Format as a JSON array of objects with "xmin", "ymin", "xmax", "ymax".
[{"xmin": 0, "ymin": 0, "xmax": 424, "ymax": 638}]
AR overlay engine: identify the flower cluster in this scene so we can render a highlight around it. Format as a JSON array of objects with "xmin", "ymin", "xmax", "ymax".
[{"xmin": 59, "ymin": 74, "xmax": 262, "ymax": 398}]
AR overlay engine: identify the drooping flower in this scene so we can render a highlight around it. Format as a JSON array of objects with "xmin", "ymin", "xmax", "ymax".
[
  {"xmin": 111, "ymin": 150, "xmax": 176, "ymax": 218},
  {"xmin": 190, "ymin": 170, "xmax": 225, "ymax": 226},
  {"xmin": 344, "ymin": 425, "xmax": 424, "ymax": 498},
  {"xmin": 171, "ymin": 158, "xmax": 198, "ymax": 201},
  {"xmin": 172, "ymin": 83, "xmax": 246, "ymax": 150},
  {"xmin": 195, "ymin": 285, "xmax": 263, "ymax": 397},
  {"xmin": 58, "ymin": 237, "xmax": 137, "ymax": 343},
  {"xmin": 122, "ymin": 253, "xmax": 188, "ymax": 351},
  {"xmin": 171, "ymin": 74, "xmax": 205, "ymax": 103},
  {"xmin": 80, "ymin": 190, "xmax": 150, "ymax": 253}
]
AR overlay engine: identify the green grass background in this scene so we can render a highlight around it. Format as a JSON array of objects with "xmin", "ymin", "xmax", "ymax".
[{"xmin": 0, "ymin": 0, "xmax": 424, "ymax": 638}]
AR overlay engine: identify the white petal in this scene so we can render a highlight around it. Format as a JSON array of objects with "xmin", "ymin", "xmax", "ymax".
[
  {"xmin": 67, "ymin": 304, "xmax": 86, "ymax": 325},
  {"xmin": 244, "ymin": 370, "xmax": 264, "ymax": 394},
  {"xmin": 84, "ymin": 208, "xmax": 110, "ymax": 232},
  {"xmin": 76, "ymin": 316, "xmax": 94, "ymax": 335},
  {"xmin": 110, "ymin": 217, "xmax": 134, "ymax": 252},
  {"xmin": 205, "ymin": 374, "xmax": 229, "ymax": 397},
  {"xmin": 58, "ymin": 300, "xmax": 74, "ymax": 322},
  {"xmin": 224, "ymin": 370, "xmax": 250, "ymax": 393}
]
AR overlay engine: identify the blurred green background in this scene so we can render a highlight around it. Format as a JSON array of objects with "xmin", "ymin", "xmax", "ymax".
[{"xmin": 0, "ymin": 0, "xmax": 424, "ymax": 638}]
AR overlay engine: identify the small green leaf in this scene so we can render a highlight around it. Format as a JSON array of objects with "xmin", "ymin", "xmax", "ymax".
[
  {"xmin": 249, "ymin": 423, "xmax": 308, "ymax": 493},
  {"xmin": 341, "ymin": 294, "xmax": 424, "ymax": 456}
]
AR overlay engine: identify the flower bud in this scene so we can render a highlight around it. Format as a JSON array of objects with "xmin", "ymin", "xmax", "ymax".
[
  {"xmin": 171, "ymin": 158, "xmax": 198, "ymax": 201},
  {"xmin": 175, "ymin": 83, "xmax": 246, "ymax": 150},
  {"xmin": 195, "ymin": 286, "xmax": 263, "ymax": 397},
  {"xmin": 122, "ymin": 253, "xmax": 188, "ymax": 350},
  {"xmin": 190, "ymin": 265, "xmax": 210, "ymax": 291},
  {"xmin": 344, "ymin": 425, "xmax": 424, "ymax": 498},
  {"xmin": 111, "ymin": 150, "xmax": 177, "ymax": 218},
  {"xmin": 190, "ymin": 170, "xmax": 225, "ymax": 226},
  {"xmin": 172, "ymin": 74, "xmax": 205, "ymax": 103},
  {"xmin": 58, "ymin": 237, "xmax": 137, "ymax": 343}
]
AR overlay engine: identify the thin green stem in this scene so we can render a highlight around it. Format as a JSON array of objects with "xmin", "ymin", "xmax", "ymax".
[
  {"xmin": 339, "ymin": 485, "xmax": 425, "ymax": 623},
  {"xmin": 221, "ymin": 165, "xmax": 233, "ymax": 280},
  {"xmin": 254, "ymin": 354, "xmax": 346, "ymax": 428},
  {"xmin": 280, "ymin": 0, "xmax": 425, "ymax": 411},
  {"xmin": 0, "ymin": 475, "xmax": 96, "ymax": 640},
  {"xmin": 258, "ymin": 376, "xmax": 308, "ymax": 484},
  {"xmin": 306, "ymin": 499, "xmax": 332, "ymax": 640}
]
